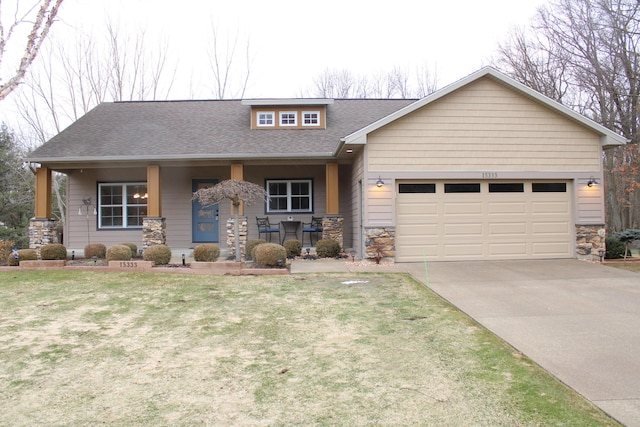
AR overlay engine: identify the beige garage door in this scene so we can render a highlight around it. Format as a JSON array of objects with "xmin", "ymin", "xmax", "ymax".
[{"xmin": 396, "ymin": 181, "xmax": 573, "ymax": 262}]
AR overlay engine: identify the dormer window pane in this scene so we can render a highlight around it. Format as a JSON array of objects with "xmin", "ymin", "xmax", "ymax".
[
  {"xmin": 279, "ymin": 112, "xmax": 297, "ymax": 126},
  {"xmin": 302, "ymin": 112, "xmax": 320, "ymax": 126},
  {"xmin": 257, "ymin": 112, "xmax": 274, "ymax": 127}
]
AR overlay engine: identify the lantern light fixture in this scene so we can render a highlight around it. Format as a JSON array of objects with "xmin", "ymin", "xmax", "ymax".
[{"xmin": 376, "ymin": 176, "xmax": 384, "ymax": 187}]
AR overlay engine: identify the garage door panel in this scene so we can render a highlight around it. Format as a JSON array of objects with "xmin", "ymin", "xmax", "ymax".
[
  {"xmin": 489, "ymin": 243, "xmax": 527, "ymax": 256},
  {"xmin": 444, "ymin": 243, "xmax": 484, "ymax": 257},
  {"xmin": 532, "ymin": 201, "xmax": 569, "ymax": 214},
  {"xmin": 396, "ymin": 180, "xmax": 572, "ymax": 261},
  {"xmin": 532, "ymin": 221, "xmax": 570, "ymax": 234},
  {"xmin": 488, "ymin": 202, "xmax": 527, "ymax": 214},
  {"xmin": 444, "ymin": 223, "xmax": 484, "ymax": 236},
  {"xmin": 444, "ymin": 202, "xmax": 483, "ymax": 215},
  {"xmin": 532, "ymin": 242, "xmax": 571, "ymax": 256},
  {"xmin": 488, "ymin": 222, "xmax": 527, "ymax": 235}
]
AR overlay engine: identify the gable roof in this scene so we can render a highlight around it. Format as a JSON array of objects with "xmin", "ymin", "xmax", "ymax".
[
  {"xmin": 26, "ymin": 99, "xmax": 415, "ymax": 164},
  {"xmin": 341, "ymin": 67, "xmax": 628, "ymax": 148}
]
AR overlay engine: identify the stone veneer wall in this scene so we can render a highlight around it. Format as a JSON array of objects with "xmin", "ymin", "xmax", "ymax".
[
  {"xmin": 364, "ymin": 227, "xmax": 395, "ymax": 261},
  {"xmin": 322, "ymin": 216, "xmax": 344, "ymax": 250},
  {"xmin": 576, "ymin": 224, "xmax": 606, "ymax": 261},
  {"xmin": 142, "ymin": 217, "xmax": 166, "ymax": 250},
  {"xmin": 226, "ymin": 216, "xmax": 248, "ymax": 259},
  {"xmin": 29, "ymin": 218, "xmax": 58, "ymax": 254}
]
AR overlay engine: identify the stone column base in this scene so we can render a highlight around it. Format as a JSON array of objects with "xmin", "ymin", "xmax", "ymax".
[
  {"xmin": 226, "ymin": 216, "xmax": 248, "ymax": 260},
  {"xmin": 576, "ymin": 225, "xmax": 606, "ymax": 261},
  {"xmin": 364, "ymin": 227, "xmax": 396, "ymax": 261},
  {"xmin": 29, "ymin": 218, "xmax": 58, "ymax": 254},
  {"xmin": 142, "ymin": 217, "xmax": 166, "ymax": 250},
  {"xmin": 322, "ymin": 216, "xmax": 344, "ymax": 249}
]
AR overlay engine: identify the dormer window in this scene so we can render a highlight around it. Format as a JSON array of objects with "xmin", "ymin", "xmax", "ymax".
[
  {"xmin": 243, "ymin": 99, "xmax": 333, "ymax": 129},
  {"xmin": 279, "ymin": 112, "xmax": 297, "ymax": 126},
  {"xmin": 303, "ymin": 111, "xmax": 320, "ymax": 126},
  {"xmin": 257, "ymin": 112, "xmax": 275, "ymax": 127}
]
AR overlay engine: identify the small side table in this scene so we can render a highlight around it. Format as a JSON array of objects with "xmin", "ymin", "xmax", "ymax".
[{"xmin": 280, "ymin": 221, "xmax": 301, "ymax": 245}]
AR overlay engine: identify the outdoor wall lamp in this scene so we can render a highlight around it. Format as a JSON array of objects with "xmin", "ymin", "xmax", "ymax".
[
  {"xmin": 587, "ymin": 176, "xmax": 599, "ymax": 187},
  {"xmin": 376, "ymin": 176, "xmax": 384, "ymax": 187}
]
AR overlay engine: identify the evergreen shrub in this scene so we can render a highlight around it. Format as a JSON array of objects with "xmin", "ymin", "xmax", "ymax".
[
  {"xmin": 40, "ymin": 243, "xmax": 67, "ymax": 260},
  {"xmin": 315, "ymin": 238, "xmax": 341, "ymax": 258},
  {"xmin": 84, "ymin": 243, "xmax": 107, "ymax": 259},
  {"xmin": 253, "ymin": 243, "xmax": 287, "ymax": 268},
  {"xmin": 107, "ymin": 245, "xmax": 133, "ymax": 261},
  {"xmin": 143, "ymin": 244, "xmax": 172, "ymax": 265},
  {"xmin": 193, "ymin": 244, "xmax": 221, "ymax": 262}
]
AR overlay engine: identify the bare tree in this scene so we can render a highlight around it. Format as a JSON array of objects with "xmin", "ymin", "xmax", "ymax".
[
  {"xmin": 492, "ymin": 0, "xmax": 640, "ymax": 231},
  {"xmin": 0, "ymin": 0, "xmax": 64, "ymax": 100},
  {"xmin": 206, "ymin": 23, "xmax": 252, "ymax": 99},
  {"xmin": 306, "ymin": 65, "xmax": 439, "ymax": 99}
]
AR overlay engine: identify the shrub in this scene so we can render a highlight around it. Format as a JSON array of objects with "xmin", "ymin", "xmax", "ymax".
[
  {"xmin": 246, "ymin": 239, "xmax": 266, "ymax": 261},
  {"xmin": 107, "ymin": 245, "xmax": 133, "ymax": 261},
  {"xmin": 284, "ymin": 239, "xmax": 302, "ymax": 258},
  {"xmin": 253, "ymin": 243, "xmax": 287, "ymax": 268},
  {"xmin": 605, "ymin": 236, "xmax": 628, "ymax": 259},
  {"xmin": 315, "ymin": 238, "xmax": 341, "ymax": 258},
  {"xmin": 193, "ymin": 244, "xmax": 221, "ymax": 262},
  {"xmin": 0, "ymin": 240, "xmax": 15, "ymax": 266},
  {"xmin": 8, "ymin": 249, "xmax": 37, "ymax": 266},
  {"xmin": 40, "ymin": 243, "xmax": 67, "ymax": 260},
  {"xmin": 120, "ymin": 242, "xmax": 138, "ymax": 257},
  {"xmin": 143, "ymin": 244, "xmax": 172, "ymax": 265},
  {"xmin": 84, "ymin": 243, "xmax": 107, "ymax": 259}
]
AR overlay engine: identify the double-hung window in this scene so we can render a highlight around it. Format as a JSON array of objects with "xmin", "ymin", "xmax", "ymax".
[
  {"xmin": 257, "ymin": 112, "xmax": 275, "ymax": 127},
  {"xmin": 279, "ymin": 111, "xmax": 297, "ymax": 126},
  {"xmin": 302, "ymin": 111, "xmax": 320, "ymax": 126},
  {"xmin": 266, "ymin": 179, "xmax": 312, "ymax": 213},
  {"xmin": 98, "ymin": 183, "xmax": 147, "ymax": 228}
]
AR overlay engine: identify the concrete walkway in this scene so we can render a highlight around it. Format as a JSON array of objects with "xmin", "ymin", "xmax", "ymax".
[{"xmin": 291, "ymin": 259, "xmax": 640, "ymax": 426}]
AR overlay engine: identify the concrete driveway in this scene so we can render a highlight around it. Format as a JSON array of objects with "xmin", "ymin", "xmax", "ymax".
[{"xmin": 402, "ymin": 260, "xmax": 640, "ymax": 427}]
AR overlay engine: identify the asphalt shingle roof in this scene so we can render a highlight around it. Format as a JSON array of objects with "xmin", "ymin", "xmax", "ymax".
[{"xmin": 27, "ymin": 99, "xmax": 417, "ymax": 163}]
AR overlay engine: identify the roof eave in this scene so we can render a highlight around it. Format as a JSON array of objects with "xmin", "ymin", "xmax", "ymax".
[{"xmin": 25, "ymin": 152, "xmax": 338, "ymax": 164}]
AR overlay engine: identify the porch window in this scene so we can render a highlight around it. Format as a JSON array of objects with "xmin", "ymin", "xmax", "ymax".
[
  {"xmin": 98, "ymin": 183, "xmax": 147, "ymax": 228},
  {"xmin": 266, "ymin": 179, "xmax": 312, "ymax": 213}
]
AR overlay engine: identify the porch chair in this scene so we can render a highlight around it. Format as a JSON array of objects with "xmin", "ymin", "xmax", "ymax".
[
  {"xmin": 302, "ymin": 216, "xmax": 323, "ymax": 247},
  {"xmin": 256, "ymin": 217, "xmax": 280, "ymax": 243}
]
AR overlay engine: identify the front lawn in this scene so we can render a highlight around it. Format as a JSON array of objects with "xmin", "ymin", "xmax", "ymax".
[{"xmin": 0, "ymin": 271, "xmax": 618, "ymax": 426}]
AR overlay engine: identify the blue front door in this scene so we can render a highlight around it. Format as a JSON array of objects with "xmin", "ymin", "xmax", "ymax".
[{"xmin": 192, "ymin": 179, "xmax": 219, "ymax": 242}]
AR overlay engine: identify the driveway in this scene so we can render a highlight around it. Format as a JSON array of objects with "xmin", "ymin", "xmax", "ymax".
[{"xmin": 401, "ymin": 260, "xmax": 640, "ymax": 427}]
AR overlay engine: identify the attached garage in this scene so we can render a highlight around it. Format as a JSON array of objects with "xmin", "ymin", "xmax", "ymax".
[{"xmin": 396, "ymin": 181, "xmax": 573, "ymax": 261}]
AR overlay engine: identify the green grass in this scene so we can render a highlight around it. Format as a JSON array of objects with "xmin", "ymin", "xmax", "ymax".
[{"xmin": 0, "ymin": 270, "xmax": 620, "ymax": 426}]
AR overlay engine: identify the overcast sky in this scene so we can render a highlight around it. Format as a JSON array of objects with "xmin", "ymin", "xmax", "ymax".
[{"xmin": 57, "ymin": 0, "xmax": 547, "ymax": 98}]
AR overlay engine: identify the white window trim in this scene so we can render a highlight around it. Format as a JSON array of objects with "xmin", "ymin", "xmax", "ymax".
[
  {"xmin": 257, "ymin": 111, "xmax": 275, "ymax": 127},
  {"xmin": 266, "ymin": 179, "xmax": 313, "ymax": 213},
  {"xmin": 302, "ymin": 111, "xmax": 321, "ymax": 126},
  {"xmin": 98, "ymin": 182, "xmax": 147, "ymax": 229},
  {"xmin": 279, "ymin": 111, "xmax": 298, "ymax": 127}
]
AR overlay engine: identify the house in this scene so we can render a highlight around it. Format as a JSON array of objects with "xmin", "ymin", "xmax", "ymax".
[{"xmin": 26, "ymin": 67, "xmax": 626, "ymax": 261}]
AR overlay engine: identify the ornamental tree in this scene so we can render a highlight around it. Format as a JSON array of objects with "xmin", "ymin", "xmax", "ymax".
[{"xmin": 192, "ymin": 179, "xmax": 268, "ymax": 261}]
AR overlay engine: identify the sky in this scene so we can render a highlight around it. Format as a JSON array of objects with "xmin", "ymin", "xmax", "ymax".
[
  {"xmin": 57, "ymin": 0, "xmax": 548, "ymax": 98},
  {"xmin": 1, "ymin": 0, "xmax": 548, "ymax": 141}
]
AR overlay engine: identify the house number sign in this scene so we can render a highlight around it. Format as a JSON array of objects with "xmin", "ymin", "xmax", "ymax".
[
  {"xmin": 482, "ymin": 172, "xmax": 498, "ymax": 179},
  {"xmin": 118, "ymin": 261, "xmax": 139, "ymax": 268}
]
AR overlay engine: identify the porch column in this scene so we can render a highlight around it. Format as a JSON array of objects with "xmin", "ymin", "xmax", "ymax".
[
  {"xmin": 147, "ymin": 165, "xmax": 162, "ymax": 217},
  {"xmin": 34, "ymin": 167, "xmax": 52, "ymax": 219},
  {"xmin": 29, "ymin": 167, "xmax": 58, "ymax": 250},
  {"xmin": 231, "ymin": 163, "xmax": 244, "ymax": 215},
  {"xmin": 326, "ymin": 163, "xmax": 339, "ymax": 214},
  {"xmin": 142, "ymin": 165, "xmax": 166, "ymax": 249}
]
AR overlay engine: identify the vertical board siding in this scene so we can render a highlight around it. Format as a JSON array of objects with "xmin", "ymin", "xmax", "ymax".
[{"xmin": 367, "ymin": 77, "xmax": 602, "ymax": 172}]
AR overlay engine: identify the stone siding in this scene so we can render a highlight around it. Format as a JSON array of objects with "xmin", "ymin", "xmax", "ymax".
[
  {"xmin": 226, "ymin": 216, "xmax": 248, "ymax": 260},
  {"xmin": 29, "ymin": 218, "xmax": 58, "ymax": 254},
  {"xmin": 142, "ymin": 217, "xmax": 166, "ymax": 249},
  {"xmin": 322, "ymin": 216, "xmax": 343, "ymax": 249},
  {"xmin": 364, "ymin": 227, "xmax": 396, "ymax": 261},
  {"xmin": 576, "ymin": 224, "xmax": 606, "ymax": 261}
]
